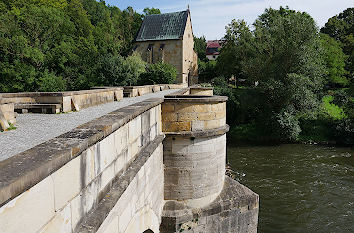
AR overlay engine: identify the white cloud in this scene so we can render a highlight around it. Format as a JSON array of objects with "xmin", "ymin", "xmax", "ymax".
[{"xmin": 171, "ymin": 0, "xmax": 354, "ymax": 39}]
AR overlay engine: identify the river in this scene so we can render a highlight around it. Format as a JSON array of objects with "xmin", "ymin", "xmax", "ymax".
[{"xmin": 227, "ymin": 144, "xmax": 353, "ymax": 233}]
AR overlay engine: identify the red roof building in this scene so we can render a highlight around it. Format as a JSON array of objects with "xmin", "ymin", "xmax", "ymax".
[{"xmin": 206, "ymin": 40, "xmax": 222, "ymax": 60}]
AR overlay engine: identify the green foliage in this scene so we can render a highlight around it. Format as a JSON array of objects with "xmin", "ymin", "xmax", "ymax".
[
  {"xmin": 198, "ymin": 59, "xmax": 218, "ymax": 83},
  {"xmin": 320, "ymin": 33, "xmax": 348, "ymax": 86},
  {"xmin": 320, "ymin": 95, "xmax": 347, "ymax": 120},
  {"xmin": 218, "ymin": 7, "xmax": 325, "ymax": 141},
  {"xmin": 0, "ymin": 0, "xmax": 144, "ymax": 92},
  {"xmin": 139, "ymin": 62, "xmax": 177, "ymax": 85},
  {"xmin": 321, "ymin": 8, "xmax": 354, "ymax": 76},
  {"xmin": 96, "ymin": 52, "xmax": 146, "ymax": 87},
  {"xmin": 143, "ymin": 7, "xmax": 161, "ymax": 16},
  {"xmin": 38, "ymin": 70, "xmax": 66, "ymax": 92},
  {"xmin": 194, "ymin": 36, "xmax": 207, "ymax": 61}
]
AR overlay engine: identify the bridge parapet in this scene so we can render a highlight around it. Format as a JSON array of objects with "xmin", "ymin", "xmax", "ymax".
[{"xmin": 0, "ymin": 97, "xmax": 165, "ymax": 233}]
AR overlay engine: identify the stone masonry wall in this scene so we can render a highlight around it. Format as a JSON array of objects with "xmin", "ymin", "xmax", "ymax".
[
  {"xmin": 0, "ymin": 100, "xmax": 163, "ymax": 233},
  {"xmin": 91, "ymin": 141, "xmax": 164, "ymax": 233},
  {"xmin": 134, "ymin": 40, "xmax": 184, "ymax": 83},
  {"xmin": 0, "ymin": 103, "xmax": 15, "ymax": 130},
  {"xmin": 182, "ymin": 13, "xmax": 198, "ymax": 83},
  {"xmin": 163, "ymin": 134, "xmax": 226, "ymax": 208},
  {"xmin": 162, "ymin": 101, "xmax": 226, "ymax": 132}
]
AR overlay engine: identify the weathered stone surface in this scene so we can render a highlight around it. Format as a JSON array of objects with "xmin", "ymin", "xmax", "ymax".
[
  {"xmin": 160, "ymin": 177, "xmax": 259, "ymax": 233},
  {"xmin": 0, "ymin": 177, "xmax": 55, "ymax": 233},
  {"xmin": 76, "ymin": 135, "xmax": 165, "ymax": 233},
  {"xmin": 0, "ymin": 87, "xmax": 124, "ymax": 113}
]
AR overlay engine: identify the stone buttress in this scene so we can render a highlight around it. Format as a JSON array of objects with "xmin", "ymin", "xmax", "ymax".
[{"xmin": 160, "ymin": 91, "xmax": 259, "ymax": 233}]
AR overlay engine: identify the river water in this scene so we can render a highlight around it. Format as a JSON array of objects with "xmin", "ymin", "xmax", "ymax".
[{"xmin": 227, "ymin": 144, "xmax": 353, "ymax": 233}]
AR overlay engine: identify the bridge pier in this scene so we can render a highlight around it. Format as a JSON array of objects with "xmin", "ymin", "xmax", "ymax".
[{"xmin": 160, "ymin": 94, "xmax": 259, "ymax": 233}]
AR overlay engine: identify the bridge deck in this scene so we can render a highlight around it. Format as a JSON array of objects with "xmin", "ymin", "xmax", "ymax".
[{"xmin": 0, "ymin": 89, "xmax": 178, "ymax": 162}]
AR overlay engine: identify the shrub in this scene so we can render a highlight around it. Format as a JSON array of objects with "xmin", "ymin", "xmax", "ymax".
[
  {"xmin": 138, "ymin": 62, "xmax": 177, "ymax": 85},
  {"xmin": 320, "ymin": 95, "xmax": 347, "ymax": 120},
  {"xmin": 38, "ymin": 70, "xmax": 66, "ymax": 92}
]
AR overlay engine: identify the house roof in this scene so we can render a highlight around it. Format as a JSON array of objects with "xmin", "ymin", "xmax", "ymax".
[{"xmin": 135, "ymin": 10, "xmax": 189, "ymax": 42}]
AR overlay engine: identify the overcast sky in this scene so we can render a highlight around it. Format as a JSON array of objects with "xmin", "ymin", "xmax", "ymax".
[{"xmin": 104, "ymin": 0, "xmax": 353, "ymax": 39}]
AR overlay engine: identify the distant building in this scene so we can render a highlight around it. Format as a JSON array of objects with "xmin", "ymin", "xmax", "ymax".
[
  {"xmin": 134, "ymin": 10, "xmax": 198, "ymax": 85},
  {"xmin": 206, "ymin": 40, "xmax": 223, "ymax": 60}
]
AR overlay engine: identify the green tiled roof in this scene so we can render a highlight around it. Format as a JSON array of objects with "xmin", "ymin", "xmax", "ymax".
[{"xmin": 135, "ymin": 10, "xmax": 189, "ymax": 42}]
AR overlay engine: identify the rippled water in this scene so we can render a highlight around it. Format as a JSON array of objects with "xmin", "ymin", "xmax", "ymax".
[{"xmin": 227, "ymin": 144, "xmax": 354, "ymax": 233}]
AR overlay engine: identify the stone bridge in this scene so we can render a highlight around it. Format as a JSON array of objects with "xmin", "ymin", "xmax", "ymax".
[{"xmin": 0, "ymin": 85, "xmax": 258, "ymax": 233}]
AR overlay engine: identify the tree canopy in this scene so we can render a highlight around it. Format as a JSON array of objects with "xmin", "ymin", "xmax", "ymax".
[{"xmin": 0, "ymin": 0, "xmax": 145, "ymax": 92}]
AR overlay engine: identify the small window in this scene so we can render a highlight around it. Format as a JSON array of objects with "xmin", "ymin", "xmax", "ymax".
[
  {"xmin": 133, "ymin": 45, "xmax": 139, "ymax": 51},
  {"xmin": 147, "ymin": 44, "xmax": 154, "ymax": 51},
  {"xmin": 159, "ymin": 44, "xmax": 165, "ymax": 50}
]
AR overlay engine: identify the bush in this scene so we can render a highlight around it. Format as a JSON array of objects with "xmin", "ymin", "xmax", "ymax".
[
  {"xmin": 97, "ymin": 52, "xmax": 146, "ymax": 86},
  {"xmin": 38, "ymin": 70, "xmax": 66, "ymax": 92},
  {"xmin": 320, "ymin": 95, "xmax": 347, "ymax": 120},
  {"xmin": 138, "ymin": 62, "xmax": 177, "ymax": 85}
]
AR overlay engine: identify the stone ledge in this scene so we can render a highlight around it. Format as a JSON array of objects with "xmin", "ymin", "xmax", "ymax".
[
  {"xmin": 160, "ymin": 177, "xmax": 259, "ymax": 231},
  {"xmin": 0, "ymin": 98, "xmax": 163, "ymax": 207},
  {"xmin": 164, "ymin": 95, "xmax": 228, "ymax": 103},
  {"xmin": 165, "ymin": 125, "xmax": 229, "ymax": 138},
  {"xmin": 0, "ymin": 87, "xmax": 124, "ymax": 98},
  {"xmin": 76, "ymin": 135, "xmax": 165, "ymax": 233}
]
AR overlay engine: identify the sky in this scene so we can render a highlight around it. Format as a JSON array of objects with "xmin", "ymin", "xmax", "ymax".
[{"xmin": 104, "ymin": 0, "xmax": 353, "ymax": 39}]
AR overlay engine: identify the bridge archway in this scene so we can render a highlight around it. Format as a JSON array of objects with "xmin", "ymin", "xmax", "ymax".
[{"xmin": 143, "ymin": 230, "xmax": 154, "ymax": 233}]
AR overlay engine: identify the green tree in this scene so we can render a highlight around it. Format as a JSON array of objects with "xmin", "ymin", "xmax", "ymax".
[
  {"xmin": 139, "ymin": 62, "xmax": 177, "ymax": 85},
  {"xmin": 143, "ymin": 7, "xmax": 161, "ymax": 16},
  {"xmin": 219, "ymin": 7, "xmax": 325, "ymax": 141},
  {"xmin": 320, "ymin": 33, "xmax": 348, "ymax": 87},
  {"xmin": 194, "ymin": 36, "xmax": 207, "ymax": 61},
  {"xmin": 321, "ymin": 8, "xmax": 354, "ymax": 76}
]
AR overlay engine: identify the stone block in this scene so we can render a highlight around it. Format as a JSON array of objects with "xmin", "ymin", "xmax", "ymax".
[
  {"xmin": 97, "ymin": 216, "xmax": 118, "ymax": 233},
  {"xmin": 38, "ymin": 203, "xmax": 72, "ymax": 233},
  {"xmin": 99, "ymin": 162, "xmax": 115, "ymax": 194},
  {"xmin": 52, "ymin": 156, "xmax": 82, "ymax": 211},
  {"xmin": 197, "ymin": 112, "xmax": 216, "ymax": 121},
  {"xmin": 193, "ymin": 104, "xmax": 211, "ymax": 113},
  {"xmin": 150, "ymin": 108, "xmax": 156, "ymax": 127},
  {"xmin": 162, "ymin": 112, "xmax": 178, "ymax": 122},
  {"xmin": 0, "ymin": 177, "xmax": 55, "ymax": 233},
  {"xmin": 96, "ymin": 134, "xmax": 117, "ymax": 175},
  {"xmin": 211, "ymin": 102, "xmax": 226, "ymax": 112},
  {"xmin": 174, "ymin": 103, "xmax": 194, "ymax": 113},
  {"xmin": 191, "ymin": 120, "xmax": 204, "ymax": 131},
  {"xmin": 114, "ymin": 149, "xmax": 128, "ymax": 175},
  {"xmin": 164, "ymin": 122, "xmax": 191, "ymax": 132},
  {"xmin": 214, "ymin": 110, "xmax": 226, "ymax": 119},
  {"xmin": 204, "ymin": 119, "xmax": 223, "ymax": 130},
  {"xmin": 128, "ymin": 116, "xmax": 142, "ymax": 143},
  {"xmin": 70, "ymin": 180, "xmax": 98, "ymax": 231},
  {"xmin": 118, "ymin": 200, "xmax": 132, "ymax": 232},
  {"xmin": 177, "ymin": 112, "xmax": 197, "ymax": 122}
]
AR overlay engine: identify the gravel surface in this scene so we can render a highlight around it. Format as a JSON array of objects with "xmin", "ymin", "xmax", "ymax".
[{"xmin": 0, "ymin": 89, "xmax": 179, "ymax": 161}]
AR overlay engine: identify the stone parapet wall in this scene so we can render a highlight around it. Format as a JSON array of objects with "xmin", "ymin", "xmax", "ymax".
[
  {"xmin": 189, "ymin": 87, "xmax": 213, "ymax": 96},
  {"xmin": 0, "ymin": 98, "xmax": 164, "ymax": 233},
  {"xmin": 161, "ymin": 96, "xmax": 227, "ymax": 132},
  {"xmin": 0, "ymin": 103, "xmax": 16, "ymax": 130},
  {"xmin": 123, "ymin": 83, "xmax": 187, "ymax": 98},
  {"xmin": 0, "ymin": 87, "xmax": 124, "ymax": 113}
]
